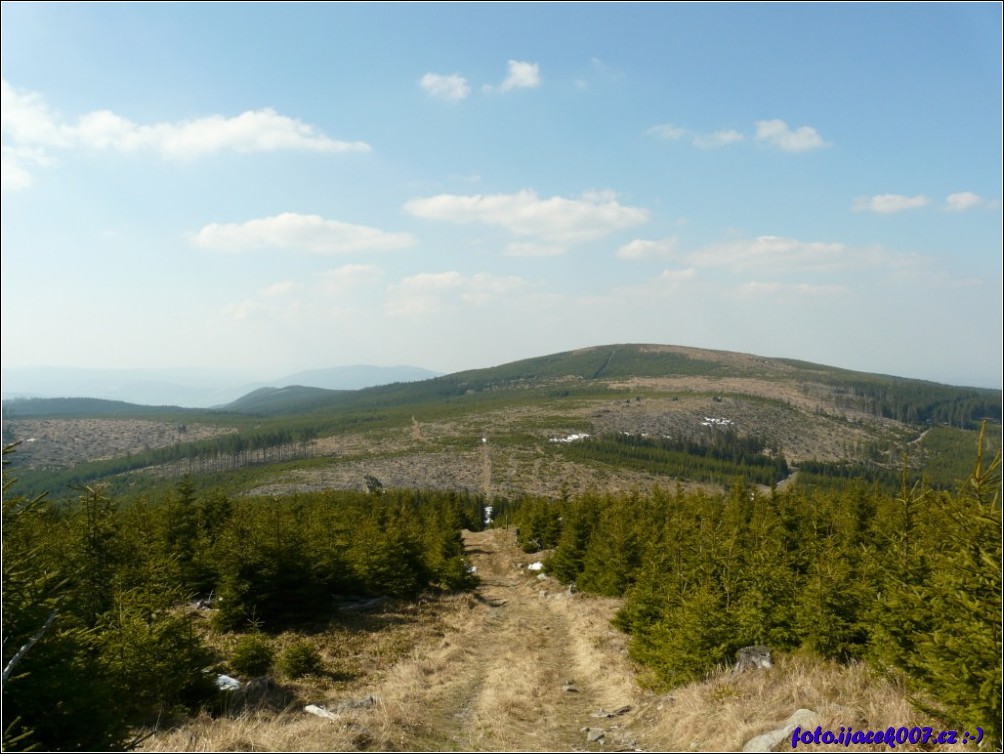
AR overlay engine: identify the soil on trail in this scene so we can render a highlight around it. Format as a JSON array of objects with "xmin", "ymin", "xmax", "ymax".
[{"xmin": 369, "ymin": 527, "xmax": 645, "ymax": 751}]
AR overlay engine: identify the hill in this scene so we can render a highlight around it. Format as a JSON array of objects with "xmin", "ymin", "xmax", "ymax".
[{"xmin": 3, "ymin": 343, "xmax": 999, "ymax": 498}]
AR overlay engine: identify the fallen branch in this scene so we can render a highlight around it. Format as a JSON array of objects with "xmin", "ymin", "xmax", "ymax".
[{"xmin": 2, "ymin": 610, "xmax": 57, "ymax": 685}]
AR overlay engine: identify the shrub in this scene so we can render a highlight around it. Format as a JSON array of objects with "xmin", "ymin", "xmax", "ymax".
[
  {"xmin": 230, "ymin": 633, "xmax": 274, "ymax": 677},
  {"xmin": 277, "ymin": 639, "xmax": 323, "ymax": 679}
]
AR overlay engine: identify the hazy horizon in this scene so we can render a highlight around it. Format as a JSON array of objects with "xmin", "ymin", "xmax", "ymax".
[
  {"xmin": 2, "ymin": 5, "xmax": 1001, "ymax": 389},
  {"xmin": 3, "ymin": 342, "xmax": 1000, "ymax": 397}
]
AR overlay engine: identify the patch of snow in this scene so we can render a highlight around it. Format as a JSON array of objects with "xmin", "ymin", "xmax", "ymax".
[
  {"xmin": 701, "ymin": 417, "xmax": 733, "ymax": 427},
  {"xmin": 549, "ymin": 433, "xmax": 590, "ymax": 443},
  {"xmin": 527, "ymin": 561, "xmax": 544, "ymax": 571}
]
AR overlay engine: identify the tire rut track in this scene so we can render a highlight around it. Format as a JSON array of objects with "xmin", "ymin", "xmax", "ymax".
[{"xmin": 371, "ymin": 528, "xmax": 641, "ymax": 751}]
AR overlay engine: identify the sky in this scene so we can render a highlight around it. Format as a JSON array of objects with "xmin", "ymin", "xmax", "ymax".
[{"xmin": 2, "ymin": 3, "xmax": 1001, "ymax": 388}]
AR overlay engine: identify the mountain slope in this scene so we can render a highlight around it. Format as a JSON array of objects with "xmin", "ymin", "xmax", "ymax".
[{"xmin": 4, "ymin": 344, "xmax": 999, "ymax": 498}]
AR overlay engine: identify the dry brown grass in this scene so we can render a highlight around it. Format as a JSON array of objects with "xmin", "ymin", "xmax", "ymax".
[
  {"xmin": 636, "ymin": 652, "xmax": 972, "ymax": 752},
  {"xmin": 140, "ymin": 529, "xmax": 972, "ymax": 753}
]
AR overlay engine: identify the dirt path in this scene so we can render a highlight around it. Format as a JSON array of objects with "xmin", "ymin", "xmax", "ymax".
[
  {"xmin": 480, "ymin": 441, "xmax": 492, "ymax": 497},
  {"xmin": 368, "ymin": 528, "xmax": 644, "ymax": 751},
  {"xmin": 775, "ymin": 468, "xmax": 799, "ymax": 492}
]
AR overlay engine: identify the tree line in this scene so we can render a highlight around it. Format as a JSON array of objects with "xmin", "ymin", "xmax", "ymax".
[{"xmin": 559, "ymin": 430, "xmax": 790, "ymax": 487}]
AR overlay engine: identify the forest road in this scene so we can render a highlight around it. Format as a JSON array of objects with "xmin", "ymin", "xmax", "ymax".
[{"xmin": 370, "ymin": 527, "xmax": 647, "ymax": 751}]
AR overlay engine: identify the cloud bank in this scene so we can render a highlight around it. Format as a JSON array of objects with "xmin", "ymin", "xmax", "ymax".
[
  {"xmin": 648, "ymin": 118, "xmax": 827, "ymax": 152},
  {"xmin": 404, "ymin": 189, "xmax": 648, "ymax": 248},
  {"xmin": 1, "ymin": 79, "xmax": 369, "ymax": 187},
  {"xmin": 852, "ymin": 194, "xmax": 931, "ymax": 214},
  {"xmin": 191, "ymin": 213, "xmax": 416, "ymax": 254}
]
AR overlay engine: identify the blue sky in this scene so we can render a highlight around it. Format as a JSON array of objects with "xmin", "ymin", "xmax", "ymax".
[{"xmin": 2, "ymin": 3, "xmax": 1001, "ymax": 387}]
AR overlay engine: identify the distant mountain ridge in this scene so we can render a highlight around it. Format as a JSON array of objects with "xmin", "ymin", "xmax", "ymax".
[
  {"xmin": 0, "ymin": 364, "xmax": 442, "ymax": 408},
  {"xmin": 4, "ymin": 344, "xmax": 1000, "ymax": 500}
]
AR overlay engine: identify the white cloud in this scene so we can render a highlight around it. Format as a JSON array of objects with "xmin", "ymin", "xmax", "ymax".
[
  {"xmin": 264, "ymin": 281, "xmax": 297, "ymax": 296},
  {"xmin": 689, "ymin": 235, "xmax": 849, "ymax": 272},
  {"xmin": 1, "ymin": 159, "xmax": 33, "ymax": 190},
  {"xmin": 652, "ymin": 121, "xmax": 816, "ymax": 150},
  {"xmin": 504, "ymin": 241, "xmax": 569, "ymax": 257},
  {"xmin": 223, "ymin": 299, "xmax": 259, "ymax": 322},
  {"xmin": 404, "ymin": 189, "xmax": 648, "ymax": 246},
  {"xmin": 648, "ymin": 124, "xmax": 744, "ymax": 148},
  {"xmin": 484, "ymin": 60, "xmax": 541, "ymax": 93},
  {"xmin": 657, "ymin": 267, "xmax": 697, "ymax": 283},
  {"xmin": 754, "ymin": 119, "xmax": 829, "ymax": 152},
  {"xmin": 502, "ymin": 60, "xmax": 541, "ymax": 90},
  {"xmin": 616, "ymin": 237, "xmax": 679, "ymax": 260},
  {"xmin": 385, "ymin": 271, "xmax": 530, "ymax": 316},
  {"xmin": 647, "ymin": 123, "xmax": 687, "ymax": 140},
  {"xmin": 1, "ymin": 148, "xmax": 39, "ymax": 191},
  {"xmin": 944, "ymin": 191, "xmax": 999, "ymax": 212},
  {"xmin": 419, "ymin": 73, "xmax": 470, "ymax": 102},
  {"xmin": 1, "ymin": 143, "xmax": 57, "ymax": 192},
  {"xmin": 1, "ymin": 80, "xmax": 71, "ymax": 147},
  {"xmin": 77, "ymin": 108, "xmax": 370, "ymax": 160},
  {"xmin": 852, "ymin": 194, "xmax": 931, "ymax": 214},
  {"xmin": 319, "ymin": 264, "xmax": 384, "ymax": 292},
  {"xmin": 191, "ymin": 213, "xmax": 416, "ymax": 254},
  {"xmin": 1, "ymin": 78, "xmax": 369, "ymax": 168},
  {"xmin": 734, "ymin": 281, "xmax": 847, "ymax": 298},
  {"xmin": 689, "ymin": 234, "xmax": 918, "ymax": 276},
  {"xmin": 692, "ymin": 130, "xmax": 745, "ymax": 149}
]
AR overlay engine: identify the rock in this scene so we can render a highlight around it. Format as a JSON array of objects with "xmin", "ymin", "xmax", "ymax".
[
  {"xmin": 241, "ymin": 675, "xmax": 277, "ymax": 701},
  {"xmin": 304, "ymin": 696, "xmax": 376, "ymax": 721},
  {"xmin": 337, "ymin": 596, "xmax": 389, "ymax": 613},
  {"xmin": 347, "ymin": 722, "xmax": 374, "ymax": 749},
  {"xmin": 215, "ymin": 674, "xmax": 241, "ymax": 692},
  {"xmin": 591, "ymin": 705, "xmax": 632, "ymax": 718},
  {"xmin": 304, "ymin": 704, "xmax": 338, "ymax": 721},
  {"xmin": 236, "ymin": 675, "xmax": 295, "ymax": 711},
  {"xmin": 741, "ymin": 708, "xmax": 819, "ymax": 752},
  {"xmin": 585, "ymin": 727, "xmax": 606, "ymax": 742},
  {"xmin": 734, "ymin": 645, "xmax": 772, "ymax": 672},
  {"xmin": 562, "ymin": 681, "xmax": 579, "ymax": 693},
  {"xmin": 195, "ymin": 593, "xmax": 217, "ymax": 609},
  {"xmin": 334, "ymin": 694, "xmax": 377, "ymax": 713}
]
